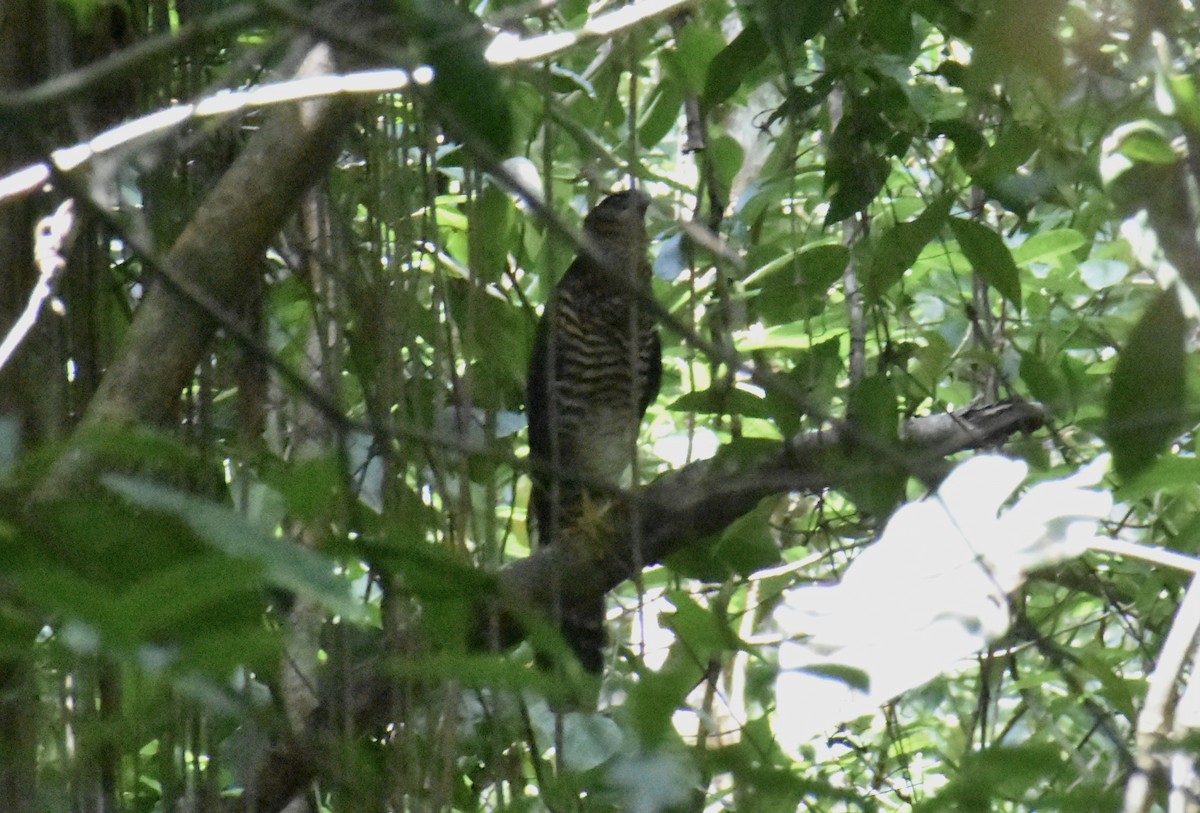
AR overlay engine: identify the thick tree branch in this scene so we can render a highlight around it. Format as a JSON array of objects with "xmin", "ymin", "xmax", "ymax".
[{"xmin": 486, "ymin": 400, "xmax": 1047, "ymax": 640}]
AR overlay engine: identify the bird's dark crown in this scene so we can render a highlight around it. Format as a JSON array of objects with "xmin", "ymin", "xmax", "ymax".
[{"xmin": 583, "ymin": 189, "xmax": 651, "ymax": 235}]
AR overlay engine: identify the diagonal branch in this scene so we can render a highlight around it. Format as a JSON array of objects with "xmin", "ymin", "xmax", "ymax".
[
  {"xmin": 33, "ymin": 4, "xmax": 392, "ymax": 500},
  {"xmin": 485, "ymin": 400, "xmax": 1047, "ymax": 639}
]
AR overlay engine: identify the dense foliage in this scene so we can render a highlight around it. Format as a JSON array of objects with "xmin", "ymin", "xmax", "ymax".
[{"xmin": 1, "ymin": 0, "xmax": 1199, "ymax": 810}]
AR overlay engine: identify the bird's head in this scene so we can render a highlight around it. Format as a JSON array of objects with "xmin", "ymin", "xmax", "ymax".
[{"xmin": 580, "ymin": 189, "xmax": 651, "ymax": 287}]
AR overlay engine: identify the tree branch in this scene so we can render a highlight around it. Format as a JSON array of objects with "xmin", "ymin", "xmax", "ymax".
[{"xmin": 486, "ymin": 400, "xmax": 1047, "ymax": 639}]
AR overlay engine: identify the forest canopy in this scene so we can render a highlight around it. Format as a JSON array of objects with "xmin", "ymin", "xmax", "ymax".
[{"xmin": 0, "ymin": 0, "xmax": 1197, "ymax": 811}]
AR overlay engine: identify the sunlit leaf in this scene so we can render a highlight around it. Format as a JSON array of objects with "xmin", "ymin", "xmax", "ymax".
[
  {"xmin": 1010, "ymin": 229, "xmax": 1085, "ymax": 266},
  {"xmin": 661, "ymin": 22, "xmax": 726, "ymax": 95},
  {"xmin": 627, "ymin": 665, "xmax": 701, "ymax": 747},
  {"xmin": 661, "ymin": 592, "xmax": 734, "ymax": 664}
]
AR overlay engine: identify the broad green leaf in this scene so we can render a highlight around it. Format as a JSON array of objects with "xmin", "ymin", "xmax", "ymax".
[
  {"xmin": 1010, "ymin": 229, "xmax": 1085, "ymax": 266},
  {"xmin": 862, "ymin": 0, "xmax": 915, "ymax": 53},
  {"xmin": 974, "ymin": 124, "xmax": 1038, "ymax": 183},
  {"xmin": 1115, "ymin": 456, "xmax": 1200, "ymax": 502},
  {"xmin": 261, "ymin": 455, "xmax": 341, "ymax": 524},
  {"xmin": 417, "ymin": 3, "xmax": 512, "ymax": 153},
  {"xmin": 949, "ymin": 218, "xmax": 1022, "ymax": 309},
  {"xmin": 703, "ymin": 22, "xmax": 768, "ymax": 109},
  {"xmin": 1106, "ymin": 289, "xmax": 1187, "ymax": 479},
  {"xmin": 1111, "ymin": 122, "xmax": 1179, "ymax": 164},
  {"xmin": 711, "ymin": 134, "xmax": 745, "ymax": 195},
  {"xmin": 661, "ymin": 23, "xmax": 726, "ymax": 95},
  {"xmin": 667, "ymin": 386, "xmax": 772, "ymax": 419},
  {"xmin": 866, "ymin": 194, "xmax": 953, "ymax": 300},
  {"xmin": 112, "ymin": 554, "xmax": 262, "ymax": 642},
  {"xmin": 985, "ymin": 170, "xmax": 1056, "ymax": 217},
  {"xmin": 924, "ymin": 744, "xmax": 1067, "ymax": 810},
  {"xmin": 842, "ymin": 375, "xmax": 905, "ymax": 517},
  {"xmin": 847, "ymin": 375, "xmax": 899, "ymax": 442},
  {"xmin": 16, "ymin": 566, "xmax": 114, "ymax": 633},
  {"xmin": 1018, "ymin": 350, "xmax": 1067, "ymax": 414},
  {"xmin": 471, "ymin": 184, "xmax": 512, "ymax": 282},
  {"xmin": 931, "ymin": 118, "xmax": 986, "ymax": 167},
  {"xmin": 626, "ymin": 665, "xmax": 700, "ymax": 747},
  {"xmin": 798, "ymin": 663, "xmax": 870, "ymax": 691},
  {"xmin": 758, "ymin": 0, "xmax": 839, "ymax": 43},
  {"xmin": 104, "ymin": 476, "xmax": 366, "ymax": 622},
  {"xmin": 639, "ymin": 79, "xmax": 683, "ymax": 148},
  {"xmin": 1166, "ymin": 72, "xmax": 1200, "ymax": 133},
  {"xmin": 715, "ymin": 503, "xmax": 782, "ymax": 576},
  {"xmin": 825, "ymin": 151, "xmax": 889, "ymax": 225},
  {"xmin": 746, "ymin": 243, "xmax": 849, "ymax": 291},
  {"xmin": 662, "ymin": 591, "xmax": 735, "ymax": 661},
  {"xmin": 734, "ymin": 322, "xmax": 843, "ymax": 351}
]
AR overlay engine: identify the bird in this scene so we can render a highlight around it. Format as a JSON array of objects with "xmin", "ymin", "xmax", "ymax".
[{"xmin": 525, "ymin": 188, "xmax": 662, "ymax": 673}]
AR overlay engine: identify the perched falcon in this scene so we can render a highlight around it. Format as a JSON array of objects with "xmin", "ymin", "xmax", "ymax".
[{"xmin": 525, "ymin": 189, "xmax": 662, "ymax": 672}]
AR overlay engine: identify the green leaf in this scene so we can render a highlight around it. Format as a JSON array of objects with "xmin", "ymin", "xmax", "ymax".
[
  {"xmin": 974, "ymin": 124, "xmax": 1038, "ymax": 184},
  {"xmin": 667, "ymin": 386, "xmax": 772, "ymax": 419},
  {"xmin": 703, "ymin": 22, "xmax": 768, "ymax": 109},
  {"xmin": 825, "ymin": 152, "xmax": 889, "ymax": 224},
  {"xmin": 417, "ymin": 3, "xmax": 512, "ymax": 153},
  {"xmin": 734, "ymin": 321, "xmax": 841, "ymax": 351},
  {"xmin": 931, "ymin": 119, "xmax": 986, "ymax": 168},
  {"xmin": 747, "ymin": 243, "xmax": 849, "ymax": 291},
  {"xmin": 471, "ymin": 184, "xmax": 512, "ymax": 282},
  {"xmin": 262, "ymin": 455, "xmax": 341, "ymax": 524},
  {"xmin": 715, "ymin": 503, "xmax": 782, "ymax": 577},
  {"xmin": 798, "ymin": 663, "xmax": 870, "ymax": 691},
  {"xmin": 866, "ymin": 194, "xmax": 953, "ymax": 300},
  {"xmin": 1010, "ymin": 228, "xmax": 1085, "ymax": 266},
  {"xmin": 862, "ymin": 0, "xmax": 915, "ymax": 53},
  {"xmin": 662, "ymin": 591, "xmax": 735, "ymax": 661},
  {"xmin": 639, "ymin": 79, "xmax": 683, "ymax": 148},
  {"xmin": 626, "ymin": 665, "xmax": 699, "ymax": 747},
  {"xmin": 1106, "ymin": 289, "xmax": 1188, "ymax": 480},
  {"xmin": 1018, "ymin": 350, "xmax": 1067, "ymax": 414},
  {"xmin": 112, "ymin": 554, "xmax": 262, "ymax": 642},
  {"xmin": 1112, "ymin": 122, "xmax": 1179, "ymax": 164},
  {"xmin": 104, "ymin": 476, "xmax": 366, "ymax": 622},
  {"xmin": 1166, "ymin": 72, "xmax": 1200, "ymax": 133},
  {"xmin": 949, "ymin": 218, "xmax": 1022, "ymax": 309},
  {"xmin": 711, "ymin": 134, "xmax": 746, "ymax": 195},
  {"xmin": 757, "ymin": 0, "xmax": 839, "ymax": 44},
  {"xmin": 923, "ymin": 744, "xmax": 1067, "ymax": 810},
  {"xmin": 662, "ymin": 22, "xmax": 726, "ymax": 95},
  {"xmin": 842, "ymin": 375, "xmax": 905, "ymax": 517},
  {"xmin": 1116, "ymin": 456, "xmax": 1200, "ymax": 502}
]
